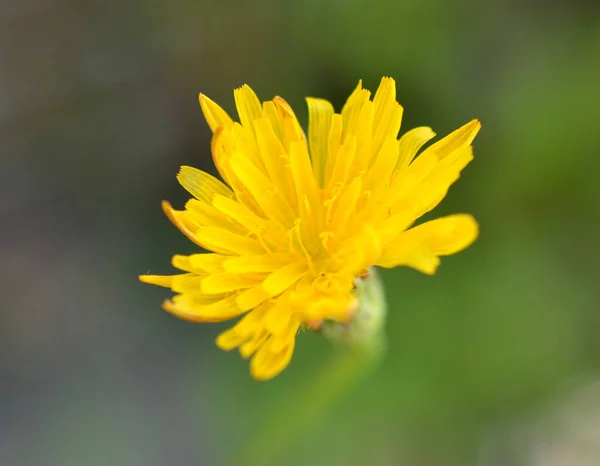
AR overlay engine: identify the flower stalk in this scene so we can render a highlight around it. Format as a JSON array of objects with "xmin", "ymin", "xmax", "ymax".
[{"xmin": 229, "ymin": 269, "xmax": 387, "ymax": 466}]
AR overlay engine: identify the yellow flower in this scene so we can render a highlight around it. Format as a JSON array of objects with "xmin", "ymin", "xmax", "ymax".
[{"xmin": 140, "ymin": 77, "xmax": 480, "ymax": 380}]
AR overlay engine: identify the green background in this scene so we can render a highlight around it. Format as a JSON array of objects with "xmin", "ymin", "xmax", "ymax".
[{"xmin": 2, "ymin": 0, "xmax": 600, "ymax": 465}]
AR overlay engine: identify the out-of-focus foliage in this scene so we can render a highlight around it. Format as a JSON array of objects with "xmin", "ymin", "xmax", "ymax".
[{"xmin": 1, "ymin": 0, "xmax": 599, "ymax": 465}]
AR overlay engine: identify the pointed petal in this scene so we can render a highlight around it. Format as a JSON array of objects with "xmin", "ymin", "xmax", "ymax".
[
  {"xmin": 306, "ymin": 97, "xmax": 334, "ymax": 186},
  {"xmin": 424, "ymin": 119, "xmax": 481, "ymax": 160},
  {"xmin": 273, "ymin": 96, "xmax": 306, "ymax": 147},
  {"xmin": 139, "ymin": 274, "xmax": 175, "ymax": 288},
  {"xmin": 199, "ymin": 93, "xmax": 234, "ymax": 132},
  {"xmin": 341, "ymin": 80, "xmax": 366, "ymax": 131},
  {"xmin": 233, "ymin": 84, "xmax": 263, "ymax": 131},
  {"xmin": 396, "ymin": 127, "xmax": 436, "ymax": 171},
  {"xmin": 392, "ymin": 146, "xmax": 474, "ymax": 219},
  {"xmin": 372, "ymin": 77, "xmax": 403, "ymax": 157},
  {"xmin": 162, "ymin": 201, "xmax": 264, "ymax": 255}
]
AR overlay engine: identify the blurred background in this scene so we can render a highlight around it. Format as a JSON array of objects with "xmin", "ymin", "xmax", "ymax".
[{"xmin": 2, "ymin": 0, "xmax": 600, "ymax": 465}]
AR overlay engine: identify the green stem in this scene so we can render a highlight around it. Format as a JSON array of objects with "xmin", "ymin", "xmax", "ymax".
[
  {"xmin": 228, "ymin": 340, "xmax": 385, "ymax": 466},
  {"xmin": 228, "ymin": 269, "xmax": 388, "ymax": 466}
]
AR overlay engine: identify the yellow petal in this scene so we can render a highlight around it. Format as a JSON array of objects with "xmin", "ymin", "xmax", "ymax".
[
  {"xmin": 239, "ymin": 330, "xmax": 269, "ymax": 359},
  {"xmin": 306, "ymin": 97, "xmax": 334, "ymax": 186},
  {"xmin": 199, "ymin": 93, "xmax": 234, "ymax": 132},
  {"xmin": 360, "ymin": 223, "xmax": 382, "ymax": 269},
  {"xmin": 254, "ymin": 117, "xmax": 295, "ymax": 204},
  {"xmin": 229, "ymin": 154, "xmax": 295, "ymax": 227},
  {"xmin": 406, "ymin": 214, "xmax": 479, "ymax": 255},
  {"xmin": 261, "ymin": 100, "xmax": 285, "ymax": 144},
  {"xmin": 326, "ymin": 135, "xmax": 357, "ymax": 191},
  {"xmin": 170, "ymin": 274, "xmax": 205, "ymax": 293},
  {"xmin": 236, "ymin": 286, "xmax": 271, "ymax": 311},
  {"xmin": 229, "ymin": 122, "xmax": 263, "ymax": 169},
  {"xmin": 324, "ymin": 114, "xmax": 343, "ymax": 186},
  {"xmin": 338, "ymin": 224, "xmax": 382, "ymax": 275},
  {"xmin": 341, "ymin": 80, "xmax": 363, "ymax": 112},
  {"xmin": 216, "ymin": 305, "xmax": 268, "ymax": 351},
  {"xmin": 269, "ymin": 316, "xmax": 301, "ymax": 353},
  {"xmin": 424, "ymin": 119, "xmax": 481, "ymax": 160},
  {"xmin": 162, "ymin": 201, "xmax": 213, "ymax": 251},
  {"xmin": 351, "ymin": 100, "xmax": 374, "ymax": 172},
  {"xmin": 250, "ymin": 336, "xmax": 296, "ymax": 381},
  {"xmin": 201, "ymin": 273, "xmax": 264, "ymax": 294},
  {"xmin": 212, "ymin": 195, "xmax": 269, "ymax": 235},
  {"xmin": 377, "ymin": 214, "xmax": 479, "ymax": 273},
  {"xmin": 264, "ymin": 302, "xmax": 292, "ymax": 335},
  {"xmin": 233, "ymin": 84, "xmax": 263, "ymax": 131},
  {"xmin": 219, "ymin": 158, "xmax": 265, "ymax": 217},
  {"xmin": 262, "ymin": 262, "xmax": 308, "ymax": 297},
  {"xmin": 433, "ymin": 143, "xmax": 475, "ymax": 174},
  {"xmin": 139, "ymin": 274, "xmax": 174, "ymax": 288},
  {"xmin": 171, "ymin": 255, "xmax": 194, "ymax": 272},
  {"xmin": 388, "ymin": 150, "xmax": 438, "ymax": 206},
  {"xmin": 187, "ymin": 253, "xmax": 228, "ymax": 273},
  {"xmin": 177, "ymin": 166, "xmax": 234, "ymax": 203},
  {"xmin": 372, "ymin": 77, "xmax": 403, "ymax": 158},
  {"xmin": 223, "ymin": 253, "xmax": 292, "ymax": 274},
  {"xmin": 210, "ymin": 127, "xmax": 234, "ymax": 186},
  {"xmin": 163, "ymin": 294, "xmax": 244, "ymax": 323},
  {"xmin": 185, "ymin": 198, "xmax": 246, "ymax": 234},
  {"xmin": 392, "ymin": 146, "xmax": 474, "ymax": 219},
  {"xmin": 396, "ymin": 126, "xmax": 436, "ymax": 170},
  {"xmin": 364, "ymin": 138, "xmax": 400, "ymax": 191},
  {"xmin": 376, "ymin": 211, "xmax": 415, "ymax": 244},
  {"xmin": 302, "ymin": 293, "xmax": 356, "ymax": 322},
  {"xmin": 215, "ymin": 327, "xmax": 248, "ymax": 351},
  {"xmin": 273, "ymin": 96, "xmax": 306, "ymax": 147},
  {"xmin": 289, "ymin": 140, "xmax": 320, "ymax": 218},
  {"xmin": 377, "ymin": 242, "xmax": 438, "ymax": 274},
  {"xmin": 341, "ymin": 81, "xmax": 369, "ymax": 134},
  {"xmin": 164, "ymin": 202, "xmax": 264, "ymax": 256},
  {"xmin": 329, "ymin": 177, "xmax": 363, "ymax": 234},
  {"xmin": 194, "ymin": 225, "xmax": 266, "ymax": 255}
]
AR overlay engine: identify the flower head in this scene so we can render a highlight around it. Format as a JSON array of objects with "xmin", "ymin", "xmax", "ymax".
[{"xmin": 140, "ymin": 77, "xmax": 480, "ymax": 380}]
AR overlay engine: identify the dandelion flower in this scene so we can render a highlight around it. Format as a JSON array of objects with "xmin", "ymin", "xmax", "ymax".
[{"xmin": 140, "ymin": 77, "xmax": 480, "ymax": 380}]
